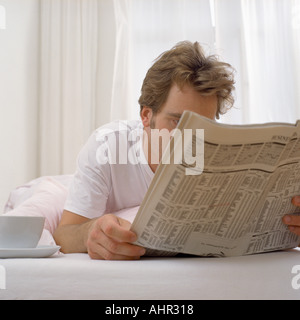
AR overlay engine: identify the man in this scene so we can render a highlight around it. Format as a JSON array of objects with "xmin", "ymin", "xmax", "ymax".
[{"xmin": 53, "ymin": 41, "xmax": 300, "ymax": 259}]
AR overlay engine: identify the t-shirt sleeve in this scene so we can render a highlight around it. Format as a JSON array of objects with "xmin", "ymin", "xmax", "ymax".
[{"xmin": 64, "ymin": 131, "xmax": 111, "ymax": 219}]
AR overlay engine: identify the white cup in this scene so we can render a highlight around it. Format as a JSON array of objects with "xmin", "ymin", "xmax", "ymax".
[{"xmin": 0, "ymin": 216, "xmax": 45, "ymax": 248}]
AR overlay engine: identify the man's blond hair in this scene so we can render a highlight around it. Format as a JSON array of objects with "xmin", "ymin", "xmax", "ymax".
[{"xmin": 139, "ymin": 41, "xmax": 235, "ymax": 119}]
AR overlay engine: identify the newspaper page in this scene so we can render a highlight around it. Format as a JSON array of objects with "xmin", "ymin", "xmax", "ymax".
[{"xmin": 130, "ymin": 111, "xmax": 300, "ymax": 257}]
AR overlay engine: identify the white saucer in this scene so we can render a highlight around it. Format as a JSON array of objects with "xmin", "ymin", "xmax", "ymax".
[{"xmin": 0, "ymin": 245, "xmax": 60, "ymax": 258}]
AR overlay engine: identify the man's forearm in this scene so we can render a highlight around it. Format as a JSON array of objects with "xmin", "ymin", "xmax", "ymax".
[{"xmin": 53, "ymin": 219, "xmax": 95, "ymax": 253}]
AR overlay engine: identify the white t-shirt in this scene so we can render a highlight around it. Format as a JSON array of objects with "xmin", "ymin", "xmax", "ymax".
[{"xmin": 64, "ymin": 120, "xmax": 154, "ymax": 219}]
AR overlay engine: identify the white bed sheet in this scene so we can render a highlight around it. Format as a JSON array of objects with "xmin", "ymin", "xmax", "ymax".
[{"xmin": 1, "ymin": 249, "xmax": 300, "ymax": 300}]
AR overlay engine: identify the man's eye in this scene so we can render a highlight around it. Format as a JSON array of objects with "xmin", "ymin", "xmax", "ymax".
[{"xmin": 172, "ymin": 119, "xmax": 180, "ymax": 126}]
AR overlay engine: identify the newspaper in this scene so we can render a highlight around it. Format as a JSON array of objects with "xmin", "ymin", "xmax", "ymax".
[{"xmin": 130, "ymin": 111, "xmax": 300, "ymax": 257}]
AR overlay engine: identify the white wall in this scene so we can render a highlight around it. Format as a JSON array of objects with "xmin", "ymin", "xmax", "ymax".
[{"xmin": 0, "ymin": 0, "xmax": 39, "ymax": 211}]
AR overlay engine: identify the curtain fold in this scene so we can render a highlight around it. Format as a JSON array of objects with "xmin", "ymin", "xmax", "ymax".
[
  {"xmin": 110, "ymin": 0, "xmax": 133, "ymax": 121},
  {"xmin": 39, "ymin": 0, "xmax": 104, "ymax": 176}
]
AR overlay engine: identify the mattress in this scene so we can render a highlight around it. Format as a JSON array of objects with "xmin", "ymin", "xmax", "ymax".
[{"xmin": 1, "ymin": 249, "xmax": 300, "ymax": 300}]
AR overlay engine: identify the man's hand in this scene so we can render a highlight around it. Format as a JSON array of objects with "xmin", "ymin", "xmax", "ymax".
[
  {"xmin": 282, "ymin": 196, "xmax": 300, "ymax": 236},
  {"xmin": 86, "ymin": 214, "xmax": 146, "ymax": 260}
]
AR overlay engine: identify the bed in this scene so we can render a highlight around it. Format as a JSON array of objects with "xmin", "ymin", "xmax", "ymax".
[
  {"xmin": 1, "ymin": 249, "xmax": 300, "ymax": 300},
  {"xmin": 1, "ymin": 176, "xmax": 300, "ymax": 300}
]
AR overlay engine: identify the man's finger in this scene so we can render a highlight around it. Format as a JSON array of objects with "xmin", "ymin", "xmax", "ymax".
[
  {"xmin": 287, "ymin": 226, "xmax": 300, "ymax": 236},
  {"xmin": 88, "ymin": 229, "xmax": 145, "ymax": 259},
  {"xmin": 88, "ymin": 242, "xmax": 143, "ymax": 260},
  {"xmin": 100, "ymin": 230, "xmax": 145, "ymax": 257},
  {"xmin": 282, "ymin": 215, "xmax": 300, "ymax": 227},
  {"xmin": 100, "ymin": 214, "xmax": 137, "ymax": 243},
  {"xmin": 292, "ymin": 196, "xmax": 300, "ymax": 207}
]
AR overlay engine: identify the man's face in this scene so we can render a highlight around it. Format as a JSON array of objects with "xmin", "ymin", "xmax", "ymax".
[{"xmin": 141, "ymin": 83, "xmax": 218, "ymax": 171}]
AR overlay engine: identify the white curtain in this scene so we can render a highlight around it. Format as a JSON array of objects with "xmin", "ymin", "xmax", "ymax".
[
  {"xmin": 38, "ymin": 0, "xmax": 300, "ymax": 176},
  {"xmin": 39, "ymin": 0, "xmax": 118, "ymax": 176},
  {"xmin": 40, "ymin": 0, "xmax": 96, "ymax": 175},
  {"xmin": 239, "ymin": 0, "xmax": 300, "ymax": 124}
]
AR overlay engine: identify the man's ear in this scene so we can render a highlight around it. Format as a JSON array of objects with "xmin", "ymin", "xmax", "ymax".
[{"xmin": 140, "ymin": 106, "xmax": 153, "ymax": 127}]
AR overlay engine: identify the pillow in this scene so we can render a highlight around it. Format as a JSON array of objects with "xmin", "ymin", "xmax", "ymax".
[
  {"xmin": 4, "ymin": 177, "xmax": 68, "ymax": 234},
  {"xmin": 3, "ymin": 175, "xmax": 72, "ymax": 213}
]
